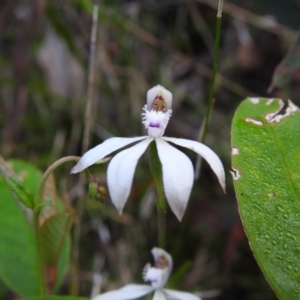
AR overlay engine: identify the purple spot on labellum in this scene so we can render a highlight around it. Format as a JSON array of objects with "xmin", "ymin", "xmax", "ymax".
[{"xmin": 150, "ymin": 122, "xmax": 160, "ymax": 128}]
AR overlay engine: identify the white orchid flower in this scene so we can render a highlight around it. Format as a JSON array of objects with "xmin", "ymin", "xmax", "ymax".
[
  {"xmin": 92, "ymin": 247, "xmax": 201, "ymax": 300},
  {"xmin": 71, "ymin": 85, "xmax": 225, "ymax": 221}
]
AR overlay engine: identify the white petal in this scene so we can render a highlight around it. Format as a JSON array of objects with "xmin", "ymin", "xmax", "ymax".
[
  {"xmin": 153, "ymin": 290, "xmax": 166, "ymax": 300},
  {"xmin": 93, "ymin": 284, "xmax": 153, "ymax": 300},
  {"xmin": 164, "ymin": 289, "xmax": 201, "ymax": 300},
  {"xmin": 155, "ymin": 138, "xmax": 194, "ymax": 221},
  {"xmin": 162, "ymin": 137, "xmax": 226, "ymax": 192},
  {"xmin": 71, "ymin": 136, "xmax": 148, "ymax": 173},
  {"xmin": 107, "ymin": 138, "xmax": 153, "ymax": 214}
]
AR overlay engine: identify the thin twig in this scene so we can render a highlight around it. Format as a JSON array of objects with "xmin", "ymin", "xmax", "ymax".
[
  {"xmin": 71, "ymin": 5, "xmax": 99, "ymax": 295},
  {"xmin": 174, "ymin": 0, "xmax": 223, "ymax": 258},
  {"xmin": 83, "ymin": 5, "xmax": 99, "ymax": 153},
  {"xmin": 195, "ymin": 0, "xmax": 223, "ymax": 179},
  {"xmin": 196, "ymin": 0, "xmax": 296, "ymax": 41},
  {"xmin": 74, "ymin": 1, "xmax": 256, "ymax": 98}
]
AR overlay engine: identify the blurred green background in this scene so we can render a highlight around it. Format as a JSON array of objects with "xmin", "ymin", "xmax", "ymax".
[{"xmin": 0, "ymin": 0, "xmax": 299, "ymax": 299}]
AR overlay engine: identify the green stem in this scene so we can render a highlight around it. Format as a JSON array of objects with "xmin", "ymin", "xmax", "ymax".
[
  {"xmin": 157, "ymin": 209, "xmax": 166, "ymax": 249},
  {"xmin": 195, "ymin": 0, "xmax": 223, "ymax": 179},
  {"xmin": 35, "ymin": 156, "xmax": 80, "ymax": 208},
  {"xmin": 34, "ymin": 212, "xmax": 45, "ymax": 295},
  {"xmin": 174, "ymin": 1, "xmax": 223, "ymax": 259},
  {"xmin": 149, "ymin": 141, "xmax": 166, "ymax": 249},
  {"xmin": 34, "ymin": 155, "xmax": 80, "ymax": 295}
]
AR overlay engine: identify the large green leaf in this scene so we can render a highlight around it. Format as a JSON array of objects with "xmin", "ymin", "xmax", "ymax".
[
  {"xmin": 0, "ymin": 175, "xmax": 40, "ymax": 296},
  {"xmin": 231, "ymin": 97, "xmax": 300, "ymax": 299}
]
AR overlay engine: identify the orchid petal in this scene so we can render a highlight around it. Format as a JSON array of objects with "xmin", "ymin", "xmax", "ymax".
[
  {"xmin": 92, "ymin": 284, "xmax": 153, "ymax": 300},
  {"xmin": 71, "ymin": 136, "xmax": 148, "ymax": 173},
  {"xmin": 164, "ymin": 289, "xmax": 201, "ymax": 300},
  {"xmin": 107, "ymin": 138, "xmax": 153, "ymax": 214},
  {"xmin": 162, "ymin": 137, "xmax": 226, "ymax": 192},
  {"xmin": 153, "ymin": 290, "xmax": 167, "ymax": 300},
  {"xmin": 155, "ymin": 138, "xmax": 194, "ymax": 221}
]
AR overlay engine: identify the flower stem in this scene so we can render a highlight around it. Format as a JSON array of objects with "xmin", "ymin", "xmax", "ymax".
[
  {"xmin": 174, "ymin": 0, "xmax": 223, "ymax": 259},
  {"xmin": 34, "ymin": 155, "xmax": 80, "ymax": 295},
  {"xmin": 34, "ymin": 212, "xmax": 45, "ymax": 295},
  {"xmin": 35, "ymin": 156, "xmax": 80, "ymax": 208},
  {"xmin": 157, "ymin": 209, "xmax": 166, "ymax": 249},
  {"xmin": 195, "ymin": 0, "xmax": 223, "ymax": 179},
  {"xmin": 149, "ymin": 141, "xmax": 166, "ymax": 249}
]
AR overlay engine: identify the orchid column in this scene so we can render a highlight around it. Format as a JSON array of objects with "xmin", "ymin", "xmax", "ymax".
[{"xmin": 145, "ymin": 85, "xmax": 173, "ymax": 248}]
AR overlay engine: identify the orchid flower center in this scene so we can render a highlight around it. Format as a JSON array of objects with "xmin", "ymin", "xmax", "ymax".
[
  {"xmin": 142, "ymin": 105, "xmax": 172, "ymax": 138},
  {"xmin": 151, "ymin": 91, "xmax": 167, "ymax": 112},
  {"xmin": 143, "ymin": 253, "xmax": 171, "ymax": 289}
]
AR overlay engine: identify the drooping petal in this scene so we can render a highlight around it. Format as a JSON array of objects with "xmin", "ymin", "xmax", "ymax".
[
  {"xmin": 162, "ymin": 137, "xmax": 226, "ymax": 192},
  {"xmin": 155, "ymin": 138, "xmax": 194, "ymax": 221},
  {"xmin": 92, "ymin": 284, "xmax": 153, "ymax": 300},
  {"xmin": 71, "ymin": 136, "xmax": 148, "ymax": 173},
  {"xmin": 107, "ymin": 138, "xmax": 153, "ymax": 214},
  {"xmin": 164, "ymin": 289, "xmax": 201, "ymax": 300},
  {"xmin": 153, "ymin": 290, "xmax": 167, "ymax": 300}
]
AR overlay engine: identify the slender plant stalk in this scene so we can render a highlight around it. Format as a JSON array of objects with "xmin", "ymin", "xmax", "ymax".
[
  {"xmin": 71, "ymin": 5, "xmax": 99, "ymax": 295},
  {"xmin": 33, "ymin": 155, "xmax": 80, "ymax": 295},
  {"xmin": 35, "ymin": 156, "xmax": 80, "ymax": 206},
  {"xmin": 149, "ymin": 142, "xmax": 166, "ymax": 249},
  {"xmin": 157, "ymin": 209, "xmax": 166, "ymax": 249},
  {"xmin": 174, "ymin": 1, "xmax": 223, "ymax": 258},
  {"xmin": 195, "ymin": 0, "xmax": 223, "ymax": 179}
]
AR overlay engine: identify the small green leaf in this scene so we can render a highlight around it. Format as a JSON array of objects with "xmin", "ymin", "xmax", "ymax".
[
  {"xmin": 231, "ymin": 98, "xmax": 300, "ymax": 299},
  {"xmin": 40, "ymin": 213, "xmax": 73, "ymax": 266},
  {"xmin": 34, "ymin": 200, "xmax": 52, "ymax": 213},
  {"xmin": 9, "ymin": 159, "xmax": 42, "ymax": 195},
  {"xmin": 5, "ymin": 176, "xmax": 35, "ymax": 209}
]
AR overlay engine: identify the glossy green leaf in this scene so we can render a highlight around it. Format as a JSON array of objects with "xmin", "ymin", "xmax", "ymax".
[
  {"xmin": 231, "ymin": 97, "xmax": 300, "ymax": 299},
  {"xmin": 40, "ymin": 213, "xmax": 73, "ymax": 266},
  {"xmin": 5, "ymin": 176, "xmax": 35, "ymax": 209},
  {"xmin": 0, "ymin": 175, "xmax": 40, "ymax": 296}
]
